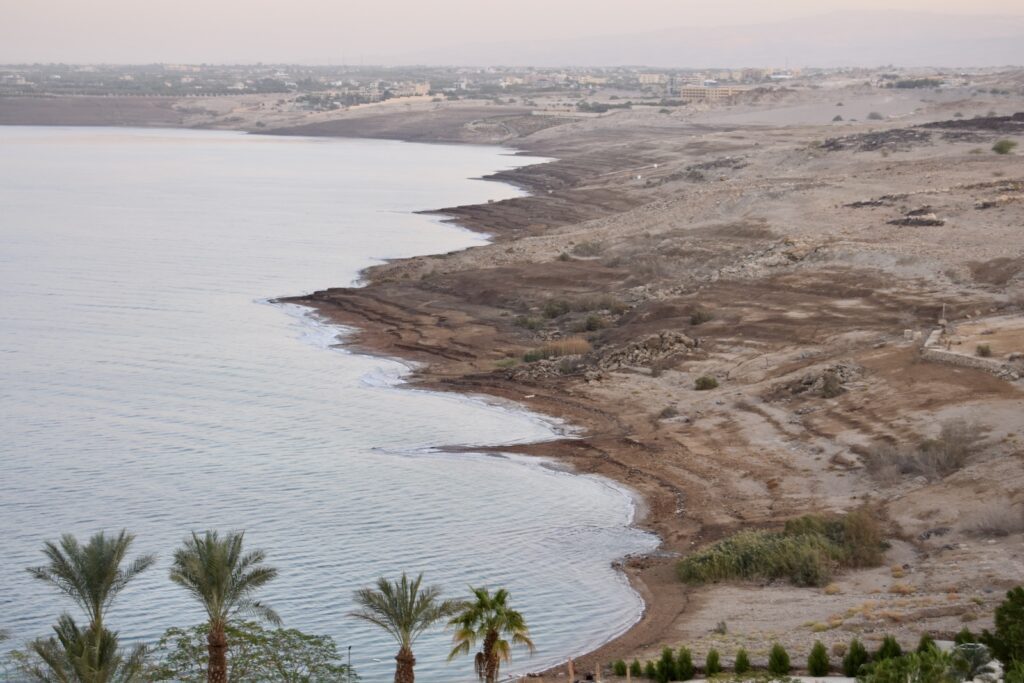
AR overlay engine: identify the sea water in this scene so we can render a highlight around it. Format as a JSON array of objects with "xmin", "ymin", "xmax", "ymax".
[{"xmin": 0, "ymin": 127, "xmax": 657, "ymax": 681}]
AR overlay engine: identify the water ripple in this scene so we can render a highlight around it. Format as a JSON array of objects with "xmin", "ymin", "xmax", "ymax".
[{"xmin": 0, "ymin": 127, "xmax": 658, "ymax": 682}]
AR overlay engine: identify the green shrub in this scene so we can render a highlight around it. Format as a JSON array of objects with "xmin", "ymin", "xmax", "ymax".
[
  {"xmin": 613, "ymin": 659, "xmax": 628, "ymax": 676},
  {"xmin": 955, "ymin": 626, "xmax": 977, "ymax": 645},
  {"xmin": 558, "ymin": 252, "xmax": 571, "ymax": 261},
  {"xmin": 540, "ymin": 301, "xmax": 573, "ymax": 319},
  {"xmin": 630, "ymin": 658, "xmax": 644, "ymax": 677},
  {"xmin": 542, "ymin": 299, "xmax": 572, "ymax": 318},
  {"xmin": 676, "ymin": 646, "xmax": 695, "ymax": 680},
  {"xmin": 571, "ymin": 294, "xmax": 628, "ymax": 314},
  {"xmin": 679, "ymin": 509, "xmax": 883, "ymax": 587},
  {"xmin": 1006, "ymin": 661, "xmax": 1024, "ymax": 683},
  {"xmin": 917, "ymin": 633, "xmax": 937, "ymax": 653},
  {"xmin": 821, "ymin": 371, "xmax": 844, "ymax": 398},
  {"xmin": 571, "ymin": 240, "xmax": 604, "ymax": 257},
  {"xmin": 514, "ymin": 315, "xmax": 543, "ymax": 331},
  {"xmin": 705, "ymin": 648, "xmax": 721, "ymax": 676},
  {"xmin": 977, "ymin": 343, "xmax": 993, "ymax": 357},
  {"xmin": 890, "ymin": 78, "xmax": 942, "ymax": 89},
  {"xmin": 840, "ymin": 508, "xmax": 886, "ymax": 568},
  {"xmin": 678, "ymin": 530, "xmax": 833, "ymax": 587},
  {"xmin": 877, "ymin": 635, "xmax": 903, "ymax": 660},
  {"xmin": 657, "ymin": 405, "xmax": 679, "ymax": 420},
  {"xmin": 694, "ymin": 376, "xmax": 718, "ymax": 391},
  {"xmin": 644, "ymin": 660, "xmax": 657, "ymax": 679},
  {"xmin": 768, "ymin": 643, "xmax": 791, "ymax": 675},
  {"xmin": 863, "ymin": 418, "xmax": 986, "ymax": 481},
  {"xmin": 993, "ymin": 139, "xmax": 1018, "ymax": 155},
  {"xmin": 843, "ymin": 638, "xmax": 870, "ymax": 677},
  {"xmin": 689, "ymin": 308, "xmax": 713, "ymax": 325},
  {"xmin": 146, "ymin": 621, "xmax": 357, "ymax": 682},
  {"xmin": 581, "ymin": 314, "xmax": 606, "ymax": 331},
  {"xmin": 656, "ymin": 647, "xmax": 676, "ymax": 682},
  {"xmin": 523, "ymin": 337, "xmax": 592, "ymax": 362},
  {"xmin": 868, "ymin": 111, "xmax": 885, "ymax": 120},
  {"xmin": 983, "ymin": 586, "xmax": 1024, "ymax": 665},
  {"xmin": 734, "ymin": 648, "xmax": 751, "ymax": 674},
  {"xmin": 808, "ymin": 640, "xmax": 830, "ymax": 676},
  {"xmin": 860, "ymin": 649, "xmax": 953, "ymax": 682},
  {"xmin": 950, "ymin": 643, "xmax": 996, "ymax": 681}
]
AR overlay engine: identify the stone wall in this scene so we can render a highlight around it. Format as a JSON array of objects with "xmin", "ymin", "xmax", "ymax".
[{"xmin": 920, "ymin": 327, "xmax": 1022, "ymax": 380}]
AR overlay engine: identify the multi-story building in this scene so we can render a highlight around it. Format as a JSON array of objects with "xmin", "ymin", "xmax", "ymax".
[
  {"xmin": 639, "ymin": 73, "xmax": 668, "ymax": 85},
  {"xmin": 677, "ymin": 85, "xmax": 746, "ymax": 101}
]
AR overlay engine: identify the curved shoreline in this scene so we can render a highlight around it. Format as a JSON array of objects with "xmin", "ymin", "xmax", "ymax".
[
  {"xmin": 291, "ymin": 288, "xmax": 690, "ymax": 676},
  {"xmin": 9, "ymin": 91, "xmax": 1024, "ymax": 675},
  {"xmin": 275, "ymin": 141, "xmax": 692, "ymax": 677},
  {"xmin": 270, "ymin": 156, "xmax": 671, "ymax": 676}
]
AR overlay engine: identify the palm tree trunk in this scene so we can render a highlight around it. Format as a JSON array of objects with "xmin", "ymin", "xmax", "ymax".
[
  {"xmin": 207, "ymin": 621, "xmax": 229, "ymax": 683},
  {"xmin": 483, "ymin": 631, "xmax": 499, "ymax": 683},
  {"xmin": 395, "ymin": 645, "xmax": 416, "ymax": 683}
]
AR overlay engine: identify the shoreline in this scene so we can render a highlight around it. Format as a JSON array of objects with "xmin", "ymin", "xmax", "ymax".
[
  {"xmin": 269, "ymin": 141, "xmax": 674, "ymax": 676},
  {"xmin": 289, "ymin": 296, "xmax": 690, "ymax": 677},
  {"xmin": 276, "ymin": 131, "xmax": 693, "ymax": 675},
  {"xmin": 7, "ymin": 86, "xmax": 1023, "ymax": 674}
]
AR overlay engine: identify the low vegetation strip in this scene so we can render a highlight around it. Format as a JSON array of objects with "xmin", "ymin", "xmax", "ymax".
[
  {"xmin": 677, "ymin": 510, "xmax": 883, "ymax": 587},
  {"xmin": 523, "ymin": 336, "xmax": 592, "ymax": 362}
]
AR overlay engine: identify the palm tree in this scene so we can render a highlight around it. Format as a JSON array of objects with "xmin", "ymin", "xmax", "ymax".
[
  {"xmin": 349, "ymin": 573, "xmax": 459, "ymax": 683},
  {"xmin": 25, "ymin": 530, "xmax": 154, "ymax": 683},
  {"xmin": 169, "ymin": 531, "xmax": 279, "ymax": 683},
  {"xmin": 28, "ymin": 530, "xmax": 155, "ymax": 634},
  {"xmin": 24, "ymin": 615, "xmax": 146, "ymax": 683},
  {"xmin": 951, "ymin": 643, "xmax": 996, "ymax": 682},
  {"xmin": 447, "ymin": 587, "xmax": 535, "ymax": 683}
]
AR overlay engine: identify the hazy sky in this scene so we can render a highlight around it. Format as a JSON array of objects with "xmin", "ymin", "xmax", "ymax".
[{"xmin": 3, "ymin": 0, "xmax": 1024, "ymax": 64}]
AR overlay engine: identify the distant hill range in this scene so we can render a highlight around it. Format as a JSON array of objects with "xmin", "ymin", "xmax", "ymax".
[{"xmin": 393, "ymin": 11, "xmax": 1024, "ymax": 68}]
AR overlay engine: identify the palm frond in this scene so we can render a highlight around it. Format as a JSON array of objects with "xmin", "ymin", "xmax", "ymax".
[
  {"xmin": 447, "ymin": 585, "xmax": 536, "ymax": 677},
  {"xmin": 27, "ymin": 530, "xmax": 152, "ymax": 630},
  {"xmin": 349, "ymin": 572, "xmax": 452, "ymax": 651},
  {"xmin": 169, "ymin": 530, "xmax": 277, "ymax": 627}
]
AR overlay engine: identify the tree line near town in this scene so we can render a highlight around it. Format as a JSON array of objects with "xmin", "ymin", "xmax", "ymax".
[
  {"xmin": 1, "ymin": 530, "xmax": 533, "ymax": 683},
  {"xmin": 614, "ymin": 606, "xmax": 1024, "ymax": 683}
]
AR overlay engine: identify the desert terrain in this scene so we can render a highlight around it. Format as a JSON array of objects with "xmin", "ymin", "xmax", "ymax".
[
  {"xmin": 279, "ymin": 79, "xmax": 1024, "ymax": 677},
  {"xmin": 6, "ymin": 73, "xmax": 1023, "ymax": 676}
]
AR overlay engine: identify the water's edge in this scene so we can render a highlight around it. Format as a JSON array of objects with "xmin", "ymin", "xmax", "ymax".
[
  {"xmin": 0, "ymin": 127, "xmax": 655, "ymax": 679},
  {"xmin": 265, "ymin": 162, "xmax": 659, "ymax": 674}
]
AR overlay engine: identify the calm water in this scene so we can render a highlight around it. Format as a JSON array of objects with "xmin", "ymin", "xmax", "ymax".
[{"xmin": 0, "ymin": 127, "xmax": 657, "ymax": 681}]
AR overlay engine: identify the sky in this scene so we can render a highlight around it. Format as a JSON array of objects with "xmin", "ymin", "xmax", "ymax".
[{"xmin": 2, "ymin": 0, "xmax": 1024, "ymax": 64}]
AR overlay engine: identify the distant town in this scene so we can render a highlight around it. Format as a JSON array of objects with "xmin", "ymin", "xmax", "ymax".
[{"xmin": 0, "ymin": 63, "xmax": 1007, "ymax": 113}]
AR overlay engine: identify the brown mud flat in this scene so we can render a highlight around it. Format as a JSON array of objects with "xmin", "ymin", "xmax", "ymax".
[{"xmin": 273, "ymin": 95, "xmax": 1024, "ymax": 675}]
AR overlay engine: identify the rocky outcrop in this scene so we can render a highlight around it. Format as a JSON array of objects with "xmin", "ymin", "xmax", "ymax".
[
  {"xmin": 596, "ymin": 331, "xmax": 698, "ymax": 370},
  {"xmin": 774, "ymin": 360, "xmax": 866, "ymax": 398}
]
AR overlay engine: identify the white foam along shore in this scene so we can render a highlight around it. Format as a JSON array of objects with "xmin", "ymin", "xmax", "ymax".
[
  {"xmin": 260, "ymin": 142, "xmax": 664, "ymax": 673},
  {"xmin": 272, "ymin": 300, "xmax": 661, "ymax": 675}
]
